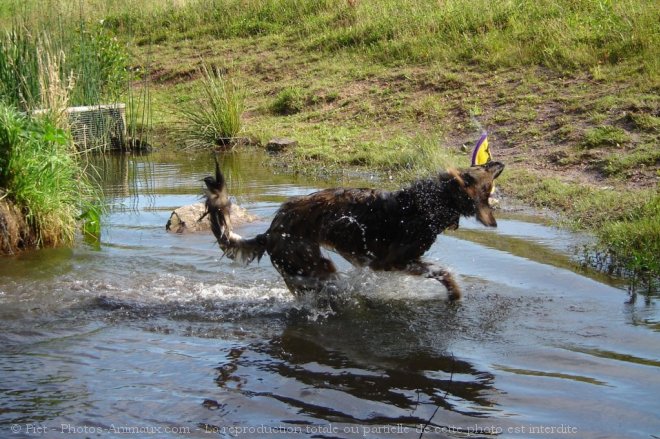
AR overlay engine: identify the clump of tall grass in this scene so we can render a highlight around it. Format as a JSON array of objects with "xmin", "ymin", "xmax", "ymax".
[
  {"xmin": 0, "ymin": 103, "xmax": 100, "ymax": 248},
  {"xmin": 126, "ymin": 72, "xmax": 153, "ymax": 148},
  {"xmin": 0, "ymin": 35, "xmax": 102, "ymax": 250},
  {"xmin": 272, "ymin": 87, "xmax": 306, "ymax": 115},
  {"xmin": 36, "ymin": 47, "xmax": 76, "ymax": 128},
  {"xmin": 176, "ymin": 64, "xmax": 245, "ymax": 149}
]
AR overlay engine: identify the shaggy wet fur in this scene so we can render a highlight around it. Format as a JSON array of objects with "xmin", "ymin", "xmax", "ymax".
[{"xmin": 202, "ymin": 159, "xmax": 504, "ymax": 301}]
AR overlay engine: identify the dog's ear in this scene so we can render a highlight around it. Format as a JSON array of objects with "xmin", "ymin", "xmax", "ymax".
[{"xmin": 447, "ymin": 168, "xmax": 466, "ymax": 189}]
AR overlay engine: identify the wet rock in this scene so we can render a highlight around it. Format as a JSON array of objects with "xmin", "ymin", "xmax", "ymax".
[
  {"xmin": 202, "ymin": 399, "xmax": 223, "ymax": 410},
  {"xmin": 165, "ymin": 202, "xmax": 257, "ymax": 234},
  {"xmin": 266, "ymin": 137, "xmax": 297, "ymax": 153}
]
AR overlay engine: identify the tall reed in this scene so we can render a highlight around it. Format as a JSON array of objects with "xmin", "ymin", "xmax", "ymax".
[
  {"xmin": 37, "ymin": 45, "xmax": 75, "ymax": 128},
  {"xmin": 126, "ymin": 72, "xmax": 153, "ymax": 148},
  {"xmin": 0, "ymin": 23, "xmax": 128, "ymax": 111},
  {"xmin": 0, "ymin": 29, "xmax": 40, "ymax": 110}
]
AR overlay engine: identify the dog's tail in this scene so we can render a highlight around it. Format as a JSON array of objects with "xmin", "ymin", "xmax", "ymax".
[{"xmin": 202, "ymin": 157, "xmax": 267, "ymax": 265}]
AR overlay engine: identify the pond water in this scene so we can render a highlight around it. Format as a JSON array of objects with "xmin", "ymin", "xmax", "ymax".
[{"xmin": 1, "ymin": 151, "xmax": 658, "ymax": 439}]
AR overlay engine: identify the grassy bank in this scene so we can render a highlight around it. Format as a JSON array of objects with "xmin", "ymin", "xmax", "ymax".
[
  {"xmin": 3, "ymin": 0, "xmax": 658, "ymax": 79},
  {"xmin": 501, "ymin": 171, "xmax": 659, "ymax": 286},
  {"xmin": 2, "ymin": 0, "xmax": 657, "ymax": 285}
]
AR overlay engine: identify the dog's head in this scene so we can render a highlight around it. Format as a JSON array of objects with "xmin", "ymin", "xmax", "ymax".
[{"xmin": 448, "ymin": 161, "xmax": 505, "ymax": 227}]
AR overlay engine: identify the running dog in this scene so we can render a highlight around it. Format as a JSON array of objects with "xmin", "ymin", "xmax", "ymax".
[{"xmin": 202, "ymin": 159, "xmax": 504, "ymax": 301}]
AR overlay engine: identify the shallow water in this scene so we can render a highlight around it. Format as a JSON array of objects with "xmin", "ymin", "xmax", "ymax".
[{"xmin": 1, "ymin": 151, "xmax": 658, "ymax": 439}]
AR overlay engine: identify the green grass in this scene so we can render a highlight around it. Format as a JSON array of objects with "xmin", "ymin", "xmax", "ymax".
[
  {"xmin": 0, "ymin": 103, "xmax": 100, "ymax": 247},
  {"xmin": 290, "ymin": 133, "xmax": 466, "ymax": 178},
  {"xmin": 93, "ymin": 0, "xmax": 660, "ymax": 78},
  {"xmin": 582, "ymin": 125, "xmax": 631, "ymax": 149},
  {"xmin": 599, "ymin": 199, "xmax": 660, "ymax": 289},
  {"xmin": 599, "ymin": 144, "xmax": 660, "ymax": 177},
  {"xmin": 7, "ymin": 0, "xmax": 656, "ymax": 77},
  {"xmin": 626, "ymin": 112, "xmax": 660, "ymax": 133}
]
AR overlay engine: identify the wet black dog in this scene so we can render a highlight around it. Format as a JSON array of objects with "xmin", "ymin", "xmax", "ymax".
[{"xmin": 202, "ymin": 159, "xmax": 504, "ymax": 300}]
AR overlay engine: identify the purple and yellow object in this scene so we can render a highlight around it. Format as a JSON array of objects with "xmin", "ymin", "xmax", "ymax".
[
  {"xmin": 471, "ymin": 132, "xmax": 491, "ymax": 167},
  {"xmin": 471, "ymin": 133, "xmax": 496, "ymax": 196}
]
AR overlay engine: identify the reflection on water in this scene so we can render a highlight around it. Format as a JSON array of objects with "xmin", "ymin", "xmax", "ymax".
[
  {"xmin": 1, "ymin": 150, "xmax": 659, "ymax": 438},
  {"xmin": 220, "ymin": 322, "xmax": 497, "ymax": 423}
]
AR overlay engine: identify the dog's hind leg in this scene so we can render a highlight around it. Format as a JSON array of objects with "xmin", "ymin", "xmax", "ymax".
[
  {"xmin": 405, "ymin": 261, "xmax": 461, "ymax": 301},
  {"xmin": 268, "ymin": 238, "xmax": 338, "ymax": 295}
]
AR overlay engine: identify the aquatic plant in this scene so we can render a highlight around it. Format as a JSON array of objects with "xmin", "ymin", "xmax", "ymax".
[{"xmin": 126, "ymin": 69, "xmax": 152, "ymax": 149}]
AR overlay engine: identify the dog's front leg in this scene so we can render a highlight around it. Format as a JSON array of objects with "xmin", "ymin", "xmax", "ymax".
[{"xmin": 405, "ymin": 261, "xmax": 461, "ymax": 301}]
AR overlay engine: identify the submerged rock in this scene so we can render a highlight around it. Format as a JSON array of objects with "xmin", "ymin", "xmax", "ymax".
[{"xmin": 165, "ymin": 202, "xmax": 257, "ymax": 234}]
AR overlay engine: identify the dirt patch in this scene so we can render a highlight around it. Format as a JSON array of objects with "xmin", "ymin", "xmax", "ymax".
[
  {"xmin": 0, "ymin": 198, "xmax": 35, "ymax": 255},
  {"xmin": 150, "ymin": 66, "xmax": 201, "ymax": 85}
]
